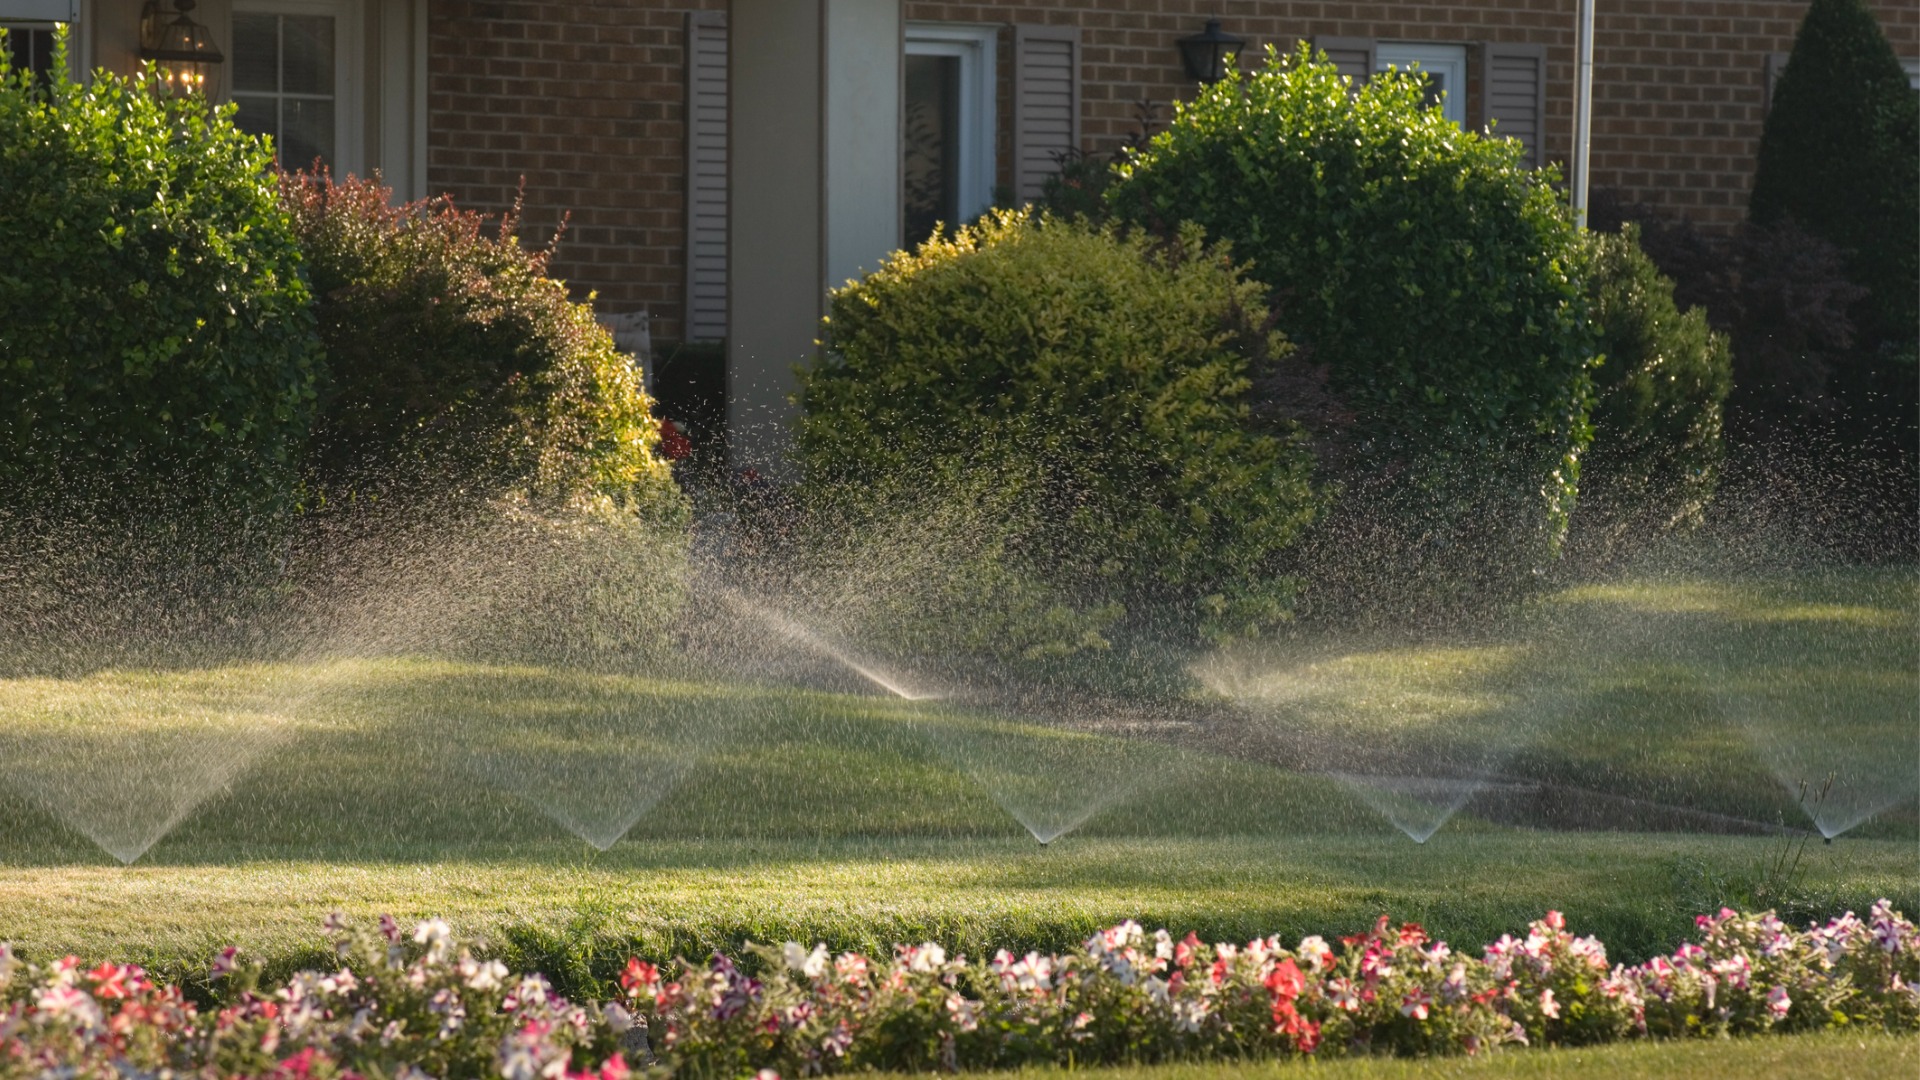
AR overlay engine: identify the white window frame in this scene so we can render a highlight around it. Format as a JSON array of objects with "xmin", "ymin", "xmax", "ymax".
[
  {"xmin": 230, "ymin": 0, "xmax": 363, "ymax": 177},
  {"xmin": 904, "ymin": 23, "xmax": 997, "ymax": 226},
  {"xmin": 1903, "ymin": 57, "xmax": 1920, "ymax": 92},
  {"xmin": 1376, "ymin": 42, "xmax": 1468, "ymax": 129},
  {"xmin": 0, "ymin": 1, "xmax": 75, "ymax": 21}
]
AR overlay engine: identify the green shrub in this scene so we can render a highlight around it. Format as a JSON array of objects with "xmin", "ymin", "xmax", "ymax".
[
  {"xmin": 0, "ymin": 33, "xmax": 322, "ymax": 520},
  {"xmin": 1575, "ymin": 226, "xmax": 1732, "ymax": 552},
  {"xmin": 1749, "ymin": 0, "xmax": 1918, "ymax": 353},
  {"xmin": 795, "ymin": 210, "xmax": 1320, "ymax": 648},
  {"xmin": 281, "ymin": 171, "xmax": 684, "ymax": 521},
  {"xmin": 1106, "ymin": 44, "xmax": 1596, "ymax": 596}
]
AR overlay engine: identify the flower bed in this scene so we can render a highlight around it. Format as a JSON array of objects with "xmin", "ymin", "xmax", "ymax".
[{"xmin": 2, "ymin": 903, "xmax": 1913, "ymax": 1078}]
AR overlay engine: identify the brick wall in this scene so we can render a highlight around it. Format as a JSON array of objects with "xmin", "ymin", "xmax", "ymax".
[
  {"xmin": 427, "ymin": 0, "xmax": 723, "ymax": 344},
  {"xmin": 426, "ymin": 1, "xmax": 1920, "ymax": 340},
  {"xmin": 905, "ymin": 0, "xmax": 1917, "ymax": 227}
]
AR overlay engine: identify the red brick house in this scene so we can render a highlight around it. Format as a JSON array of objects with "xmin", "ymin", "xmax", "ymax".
[{"xmin": 8, "ymin": 1, "xmax": 1917, "ymax": 466}]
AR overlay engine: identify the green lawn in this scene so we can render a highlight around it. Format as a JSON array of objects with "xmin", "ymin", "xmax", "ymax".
[
  {"xmin": 1008, "ymin": 1030, "xmax": 1917, "ymax": 1080},
  {"xmin": 0, "ymin": 568, "xmax": 1912, "ymax": 995}
]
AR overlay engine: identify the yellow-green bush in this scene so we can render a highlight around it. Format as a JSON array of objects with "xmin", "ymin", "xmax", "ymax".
[
  {"xmin": 795, "ymin": 211, "xmax": 1320, "ymax": 648},
  {"xmin": 282, "ymin": 172, "xmax": 684, "ymax": 523}
]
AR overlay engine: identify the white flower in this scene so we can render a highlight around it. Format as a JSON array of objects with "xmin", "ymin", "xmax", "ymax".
[
  {"xmin": 945, "ymin": 993, "xmax": 980, "ymax": 1032},
  {"xmin": 1144, "ymin": 975, "xmax": 1170, "ymax": 1007},
  {"xmin": 414, "ymin": 918, "xmax": 455, "ymax": 964},
  {"xmin": 909, "ymin": 942, "xmax": 947, "ymax": 973},
  {"xmin": 1170, "ymin": 996, "xmax": 1211, "ymax": 1034},
  {"xmin": 1297, "ymin": 936, "xmax": 1332, "ymax": 970},
  {"xmin": 34, "ymin": 985, "xmax": 103, "ymax": 1030},
  {"xmin": 465, "ymin": 958, "xmax": 509, "ymax": 992}
]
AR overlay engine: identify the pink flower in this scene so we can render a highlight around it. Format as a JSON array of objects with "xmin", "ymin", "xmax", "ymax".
[
  {"xmin": 1767, "ymin": 985, "xmax": 1791, "ymax": 1020},
  {"xmin": 1539, "ymin": 989, "xmax": 1560, "ymax": 1019},
  {"xmin": 210, "ymin": 946, "xmax": 241, "ymax": 980},
  {"xmin": 1399, "ymin": 986, "xmax": 1431, "ymax": 1020}
]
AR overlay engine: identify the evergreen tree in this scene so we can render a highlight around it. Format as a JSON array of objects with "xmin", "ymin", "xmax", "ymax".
[{"xmin": 1749, "ymin": 0, "xmax": 1919, "ymax": 353}]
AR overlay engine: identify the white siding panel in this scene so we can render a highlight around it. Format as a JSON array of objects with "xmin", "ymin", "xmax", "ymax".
[
  {"xmin": 1013, "ymin": 25, "xmax": 1080, "ymax": 205},
  {"xmin": 1481, "ymin": 43, "xmax": 1547, "ymax": 169},
  {"xmin": 1313, "ymin": 36, "xmax": 1376, "ymax": 89},
  {"xmin": 685, "ymin": 12, "xmax": 728, "ymax": 342}
]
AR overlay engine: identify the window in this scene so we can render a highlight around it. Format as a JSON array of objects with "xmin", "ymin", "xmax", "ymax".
[
  {"xmin": 230, "ymin": 0, "xmax": 360, "ymax": 174},
  {"xmin": 903, "ymin": 24, "xmax": 994, "ymax": 245},
  {"xmin": 1904, "ymin": 58, "xmax": 1920, "ymax": 92},
  {"xmin": 1376, "ymin": 42, "xmax": 1468, "ymax": 128},
  {"xmin": 1, "ymin": 22, "xmax": 56, "ymax": 83}
]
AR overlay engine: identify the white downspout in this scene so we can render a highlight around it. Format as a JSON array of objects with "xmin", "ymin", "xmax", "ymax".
[{"xmin": 1572, "ymin": 0, "xmax": 1595, "ymax": 228}]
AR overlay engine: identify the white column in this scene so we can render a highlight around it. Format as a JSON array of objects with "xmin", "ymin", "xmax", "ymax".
[{"xmin": 728, "ymin": 0, "xmax": 901, "ymax": 476}]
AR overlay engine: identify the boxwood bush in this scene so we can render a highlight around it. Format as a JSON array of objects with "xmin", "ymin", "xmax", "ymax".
[
  {"xmin": 1573, "ymin": 226, "xmax": 1732, "ymax": 555},
  {"xmin": 1107, "ymin": 44, "xmax": 1596, "ymax": 606},
  {"xmin": 0, "ymin": 34, "xmax": 321, "ymax": 521},
  {"xmin": 281, "ymin": 171, "xmax": 684, "ymax": 522},
  {"xmin": 794, "ymin": 211, "xmax": 1320, "ymax": 651}
]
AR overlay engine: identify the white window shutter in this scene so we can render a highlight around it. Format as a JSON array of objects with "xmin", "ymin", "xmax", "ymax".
[
  {"xmin": 1481, "ymin": 43, "xmax": 1547, "ymax": 169},
  {"xmin": 684, "ymin": 11, "xmax": 728, "ymax": 343},
  {"xmin": 1312, "ymin": 35, "xmax": 1376, "ymax": 88},
  {"xmin": 1763, "ymin": 51, "xmax": 1790, "ymax": 113},
  {"xmin": 1012, "ymin": 25, "xmax": 1080, "ymax": 206}
]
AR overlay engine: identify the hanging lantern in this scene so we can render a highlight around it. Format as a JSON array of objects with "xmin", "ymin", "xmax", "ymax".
[
  {"xmin": 1177, "ymin": 18, "xmax": 1244, "ymax": 85},
  {"xmin": 139, "ymin": 0, "xmax": 224, "ymax": 95}
]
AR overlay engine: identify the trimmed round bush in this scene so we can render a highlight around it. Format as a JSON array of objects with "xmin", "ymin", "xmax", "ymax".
[
  {"xmin": 1575, "ymin": 226, "xmax": 1732, "ymax": 552},
  {"xmin": 0, "ymin": 39, "xmax": 322, "ymax": 519},
  {"xmin": 796, "ymin": 210, "xmax": 1320, "ymax": 647},
  {"xmin": 281, "ymin": 171, "xmax": 684, "ymax": 520},
  {"xmin": 1106, "ymin": 44, "xmax": 1595, "ymax": 595}
]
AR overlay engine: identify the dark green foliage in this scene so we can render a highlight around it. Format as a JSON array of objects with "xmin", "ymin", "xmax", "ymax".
[
  {"xmin": 1032, "ymin": 100, "xmax": 1160, "ymax": 223},
  {"xmin": 795, "ymin": 211, "xmax": 1321, "ymax": 649},
  {"xmin": 1749, "ymin": 0, "xmax": 1919, "ymax": 353},
  {"xmin": 0, "ymin": 32, "xmax": 322, "ymax": 520},
  {"xmin": 1106, "ymin": 44, "xmax": 1596, "ymax": 598},
  {"xmin": 1575, "ymin": 227, "xmax": 1732, "ymax": 552},
  {"xmin": 281, "ymin": 171, "xmax": 685, "ymax": 521}
]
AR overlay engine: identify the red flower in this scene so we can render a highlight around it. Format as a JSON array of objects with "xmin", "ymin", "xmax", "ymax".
[
  {"xmin": 85, "ymin": 963, "xmax": 132, "ymax": 1000},
  {"xmin": 659, "ymin": 418, "xmax": 692, "ymax": 461},
  {"xmin": 620, "ymin": 958, "xmax": 660, "ymax": 998},
  {"xmin": 1175, "ymin": 932, "xmax": 1201, "ymax": 970},
  {"xmin": 1264, "ymin": 958, "xmax": 1305, "ymax": 1001},
  {"xmin": 272, "ymin": 1046, "xmax": 321, "ymax": 1080}
]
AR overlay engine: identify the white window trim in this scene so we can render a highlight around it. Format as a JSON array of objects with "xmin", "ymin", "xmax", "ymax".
[
  {"xmin": 0, "ymin": 11, "xmax": 81, "ymax": 82},
  {"xmin": 231, "ymin": 0, "xmax": 364, "ymax": 178},
  {"xmin": 905, "ymin": 23, "xmax": 996, "ymax": 226},
  {"xmin": 0, "ymin": 1, "xmax": 75, "ymax": 21},
  {"xmin": 1376, "ymin": 42, "xmax": 1468, "ymax": 129}
]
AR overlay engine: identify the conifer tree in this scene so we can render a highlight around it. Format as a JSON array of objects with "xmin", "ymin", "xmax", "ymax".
[{"xmin": 1749, "ymin": 0, "xmax": 1919, "ymax": 352}]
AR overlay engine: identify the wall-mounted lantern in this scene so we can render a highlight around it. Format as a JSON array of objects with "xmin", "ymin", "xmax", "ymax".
[
  {"xmin": 1177, "ymin": 17, "xmax": 1244, "ymax": 85},
  {"xmin": 139, "ymin": 0, "xmax": 223, "ymax": 94}
]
